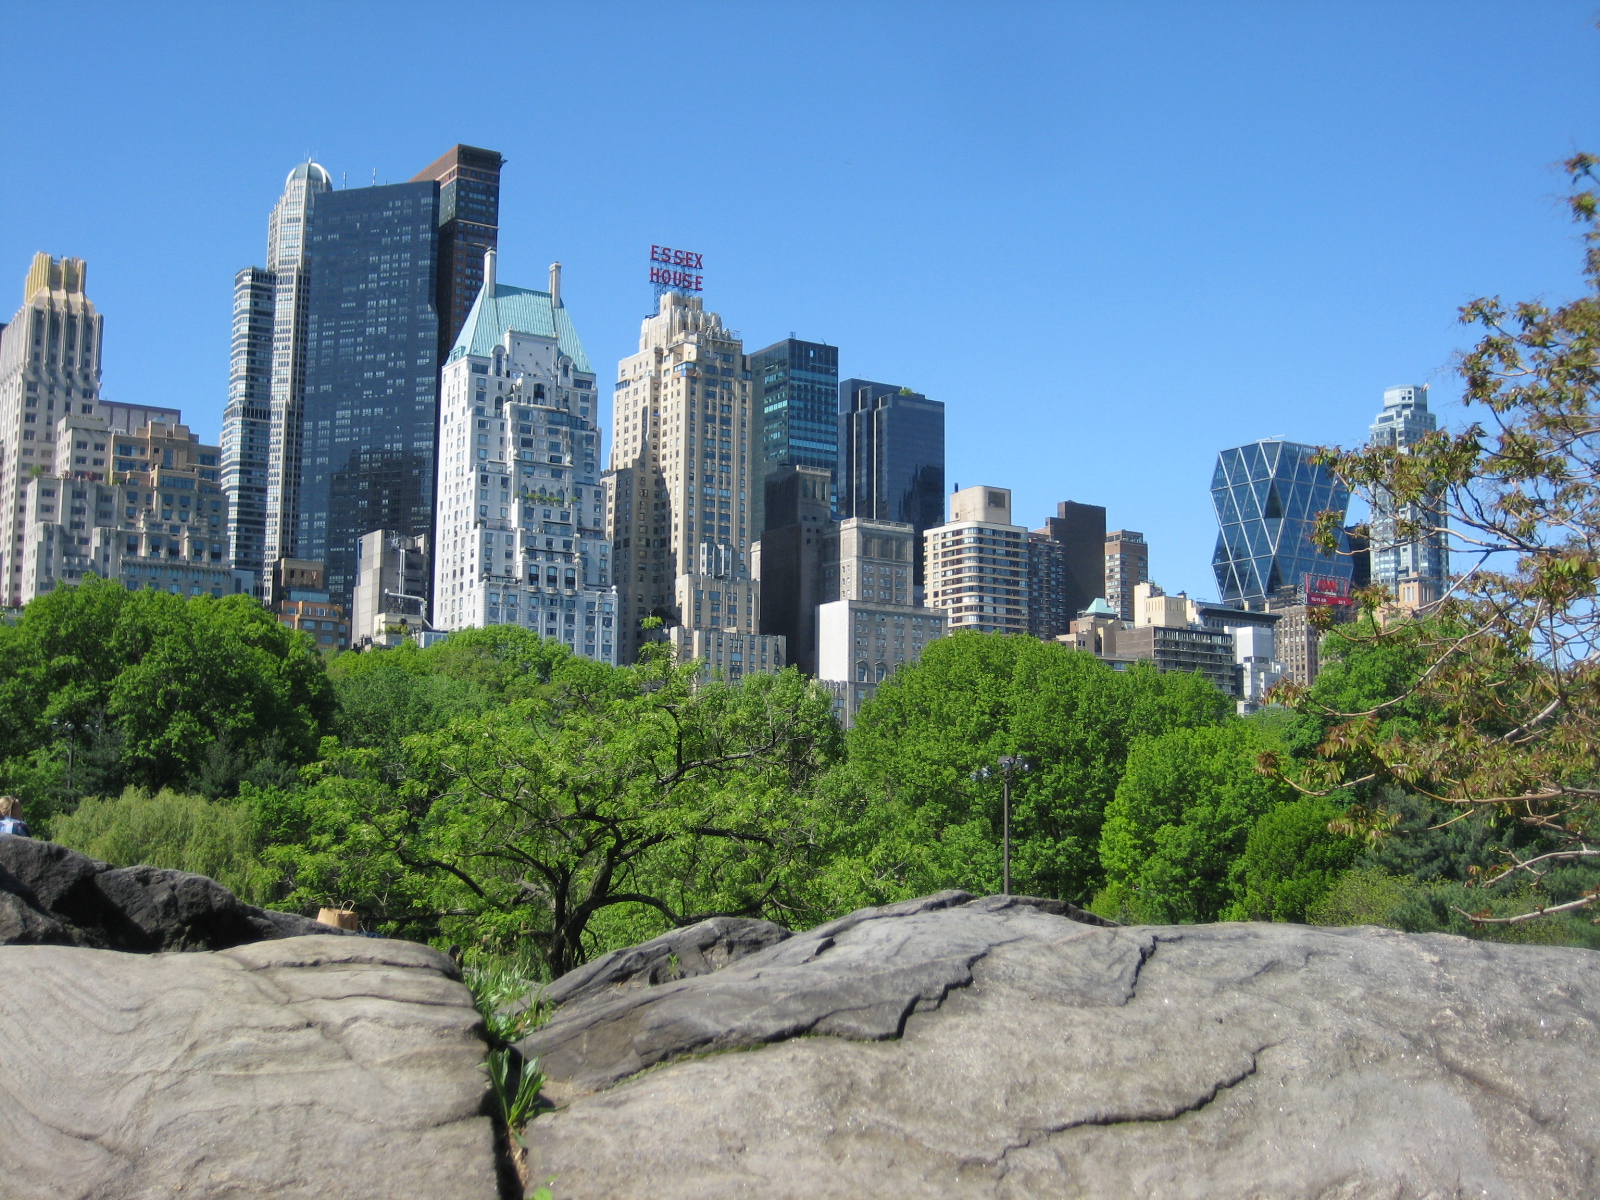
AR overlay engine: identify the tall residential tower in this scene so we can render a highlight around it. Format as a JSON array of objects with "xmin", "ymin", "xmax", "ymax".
[
  {"xmin": 1368, "ymin": 384, "xmax": 1448, "ymax": 600},
  {"xmin": 0, "ymin": 255, "xmax": 103, "ymax": 605},
  {"xmin": 606, "ymin": 291, "xmax": 784, "ymax": 675},
  {"xmin": 412, "ymin": 145, "xmax": 504, "ymax": 362}
]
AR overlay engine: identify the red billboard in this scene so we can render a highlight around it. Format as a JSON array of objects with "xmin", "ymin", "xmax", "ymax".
[
  {"xmin": 650, "ymin": 245, "xmax": 703, "ymax": 292},
  {"xmin": 1303, "ymin": 573, "xmax": 1355, "ymax": 607}
]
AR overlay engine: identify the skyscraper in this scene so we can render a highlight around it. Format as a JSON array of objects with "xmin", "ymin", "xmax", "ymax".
[
  {"xmin": 1104, "ymin": 529, "xmax": 1149, "ymax": 623},
  {"xmin": 1211, "ymin": 439, "xmax": 1352, "ymax": 605},
  {"xmin": 838, "ymin": 379, "xmax": 944, "ymax": 585},
  {"xmin": 750, "ymin": 338, "xmax": 838, "ymax": 533},
  {"xmin": 1033, "ymin": 500, "xmax": 1107, "ymax": 619},
  {"xmin": 0, "ymin": 254, "xmax": 109, "ymax": 605},
  {"xmin": 258, "ymin": 162, "xmax": 333, "ymax": 588},
  {"xmin": 432, "ymin": 255, "xmax": 615, "ymax": 659},
  {"xmin": 757, "ymin": 463, "xmax": 832, "ymax": 675},
  {"xmin": 1027, "ymin": 532, "xmax": 1069, "ymax": 639},
  {"xmin": 412, "ymin": 145, "xmax": 503, "ymax": 361},
  {"xmin": 606, "ymin": 291, "xmax": 784, "ymax": 675},
  {"xmin": 219, "ymin": 266, "xmax": 275, "ymax": 592},
  {"xmin": 1368, "ymin": 384, "xmax": 1448, "ymax": 598},
  {"xmin": 294, "ymin": 181, "xmax": 441, "ymax": 605},
  {"xmin": 925, "ymin": 485, "xmax": 1029, "ymax": 635}
]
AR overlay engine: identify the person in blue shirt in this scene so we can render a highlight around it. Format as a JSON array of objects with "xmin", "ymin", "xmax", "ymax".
[{"xmin": 0, "ymin": 795, "xmax": 30, "ymax": 838}]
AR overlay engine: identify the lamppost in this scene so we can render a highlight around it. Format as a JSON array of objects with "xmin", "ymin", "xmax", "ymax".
[
  {"xmin": 51, "ymin": 719, "xmax": 77, "ymax": 809},
  {"xmin": 971, "ymin": 755, "xmax": 1029, "ymax": 895}
]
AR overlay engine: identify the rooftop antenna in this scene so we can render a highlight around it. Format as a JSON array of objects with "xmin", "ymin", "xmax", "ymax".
[
  {"xmin": 371, "ymin": 167, "xmax": 377, "ymax": 187},
  {"xmin": 342, "ymin": 171, "xmax": 347, "ymax": 189}
]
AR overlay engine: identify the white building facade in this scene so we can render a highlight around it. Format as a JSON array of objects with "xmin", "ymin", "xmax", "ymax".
[
  {"xmin": 257, "ymin": 162, "xmax": 332, "ymax": 587},
  {"xmin": 432, "ymin": 253, "xmax": 616, "ymax": 663}
]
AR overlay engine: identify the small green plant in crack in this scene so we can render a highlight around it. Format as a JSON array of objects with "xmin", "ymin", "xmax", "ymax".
[
  {"xmin": 464, "ymin": 961, "xmax": 552, "ymax": 1045},
  {"xmin": 488, "ymin": 1046, "xmax": 546, "ymax": 1145},
  {"xmin": 463, "ymin": 960, "xmax": 554, "ymax": 1153}
]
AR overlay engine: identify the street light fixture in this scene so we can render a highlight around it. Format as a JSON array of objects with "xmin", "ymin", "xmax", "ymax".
[
  {"xmin": 51, "ymin": 719, "xmax": 78, "ymax": 809},
  {"xmin": 970, "ymin": 755, "xmax": 1030, "ymax": 896}
]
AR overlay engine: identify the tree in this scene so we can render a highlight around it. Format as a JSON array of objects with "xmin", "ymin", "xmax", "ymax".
[
  {"xmin": 0, "ymin": 579, "xmax": 334, "ymax": 809},
  {"xmin": 1097, "ymin": 723, "xmax": 1296, "ymax": 923},
  {"xmin": 1222, "ymin": 797, "xmax": 1360, "ymax": 922},
  {"xmin": 259, "ymin": 648, "xmax": 841, "ymax": 978},
  {"xmin": 1281, "ymin": 154, "xmax": 1600, "ymax": 928},
  {"xmin": 830, "ymin": 634, "xmax": 1233, "ymax": 906}
]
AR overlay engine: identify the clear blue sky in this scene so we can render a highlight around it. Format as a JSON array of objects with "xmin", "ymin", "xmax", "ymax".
[{"xmin": 2, "ymin": 2, "xmax": 1595, "ymax": 597}]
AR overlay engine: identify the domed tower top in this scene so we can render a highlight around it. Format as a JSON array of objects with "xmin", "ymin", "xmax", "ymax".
[
  {"xmin": 268, "ymin": 161, "xmax": 332, "ymax": 271},
  {"xmin": 284, "ymin": 161, "xmax": 333, "ymax": 189}
]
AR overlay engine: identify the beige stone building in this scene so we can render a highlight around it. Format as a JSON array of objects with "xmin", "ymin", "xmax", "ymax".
[
  {"xmin": 817, "ymin": 516, "xmax": 946, "ymax": 724},
  {"xmin": 605, "ymin": 291, "xmax": 783, "ymax": 677},
  {"xmin": 18, "ymin": 416, "xmax": 231, "ymax": 603},
  {"xmin": 924, "ymin": 485, "xmax": 1029, "ymax": 635}
]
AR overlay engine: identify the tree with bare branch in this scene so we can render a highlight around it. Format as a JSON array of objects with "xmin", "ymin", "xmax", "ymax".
[{"xmin": 1269, "ymin": 154, "xmax": 1600, "ymax": 928}]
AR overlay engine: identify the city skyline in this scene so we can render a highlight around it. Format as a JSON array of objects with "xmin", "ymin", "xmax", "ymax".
[{"xmin": 0, "ymin": 5, "xmax": 1595, "ymax": 599}]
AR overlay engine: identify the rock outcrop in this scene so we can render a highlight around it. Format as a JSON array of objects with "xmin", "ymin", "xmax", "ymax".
[
  {"xmin": 0, "ymin": 836, "xmax": 344, "ymax": 951},
  {"xmin": 544, "ymin": 914, "xmax": 793, "ymax": 1007},
  {"xmin": 522, "ymin": 892, "xmax": 1600, "ymax": 1199},
  {"xmin": 0, "ymin": 935, "xmax": 500, "ymax": 1200}
]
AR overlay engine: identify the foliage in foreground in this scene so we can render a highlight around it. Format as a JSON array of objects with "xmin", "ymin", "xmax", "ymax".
[
  {"xmin": 0, "ymin": 577, "xmax": 334, "ymax": 816},
  {"xmin": 1286, "ymin": 153, "xmax": 1600, "ymax": 929},
  {"xmin": 825, "ymin": 634, "xmax": 1234, "ymax": 907},
  {"xmin": 49, "ymin": 786, "xmax": 274, "ymax": 905},
  {"xmin": 259, "ymin": 639, "xmax": 841, "ymax": 978}
]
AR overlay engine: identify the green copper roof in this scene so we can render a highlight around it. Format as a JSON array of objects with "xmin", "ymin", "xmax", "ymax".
[
  {"xmin": 1081, "ymin": 597, "xmax": 1119, "ymax": 618},
  {"xmin": 447, "ymin": 283, "xmax": 591, "ymax": 373}
]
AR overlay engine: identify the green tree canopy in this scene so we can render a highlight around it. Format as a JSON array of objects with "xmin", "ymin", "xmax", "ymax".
[
  {"xmin": 1285, "ymin": 155, "xmax": 1600, "ymax": 928},
  {"xmin": 0, "ymin": 578, "xmax": 334, "ymax": 810},
  {"xmin": 1222, "ymin": 796, "xmax": 1361, "ymax": 923},
  {"xmin": 828, "ymin": 634, "xmax": 1233, "ymax": 906},
  {"xmin": 259, "ymin": 651, "xmax": 842, "ymax": 977},
  {"xmin": 1097, "ymin": 722, "xmax": 1296, "ymax": 923}
]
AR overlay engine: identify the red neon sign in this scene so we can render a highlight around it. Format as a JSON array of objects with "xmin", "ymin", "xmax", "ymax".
[
  {"xmin": 650, "ymin": 245, "xmax": 704, "ymax": 292},
  {"xmin": 1303, "ymin": 573, "xmax": 1355, "ymax": 607}
]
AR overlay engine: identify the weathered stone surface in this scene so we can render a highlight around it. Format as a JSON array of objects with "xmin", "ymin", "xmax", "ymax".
[
  {"xmin": 0, "ymin": 935, "xmax": 500, "ymax": 1200},
  {"xmin": 523, "ymin": 895, "xmax": 1600, "ymax": 1199},
  {"xmin": 545, "ymin": 915, "xmax": 793, "ymax": 1007},
  {"xmin": 0, "ymin": 836, "xmax": 344, "ymax": 951}
]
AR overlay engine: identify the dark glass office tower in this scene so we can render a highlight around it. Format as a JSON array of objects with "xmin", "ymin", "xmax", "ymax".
[
  {"xmin": 1034, "ymin": 500, "xmax": 1107, "ymax": 620},
  {"xmin": 838, "ymin": 378, "xmax": 944, "ymax": 583},
  {"xmin": 751, "ymin": 339, "xmax": 838, "ymax": 532},
  {"xmin": 412, "ymin": 145, "xmax": 503, "ymax": 361},
  {"xmin": 1212, "ymin": 439, "xmax": 1352, "ymax": 604},
  {"xmin": 295, "ymin": 182, "xmax": 440, "ymax": 604}
]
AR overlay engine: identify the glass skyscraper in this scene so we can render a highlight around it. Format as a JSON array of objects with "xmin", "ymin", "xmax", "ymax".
[
  {"xmin": 412, "ymin": 145, "xmax": 503, "ymax": 362},
  {"xmin": 750, "ymin": 338, "xmax": 838, "ymax": 531},
  {"xmin": 1212, "ymin": 439, "xmax": 1351, "ymax": 604},
  {"xmin": 1368, "ymin": 384, "xmax": 1448, "ymax": 593},
  {"xmin": 295, "ymin": 182, "xmax": 440, "ymax": 604},
  {"xmin": 838, "ymin": 378, "xmax": 944, "ymax": 584},
  {"xmin": 220, "ymin": 266, "xmax": 275, "ymax": 589}
]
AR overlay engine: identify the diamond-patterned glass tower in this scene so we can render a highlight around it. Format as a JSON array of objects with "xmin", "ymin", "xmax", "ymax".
[{"xmin": 1211, "ymin": 440, "xmax": 1351, "ymax": 603}]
